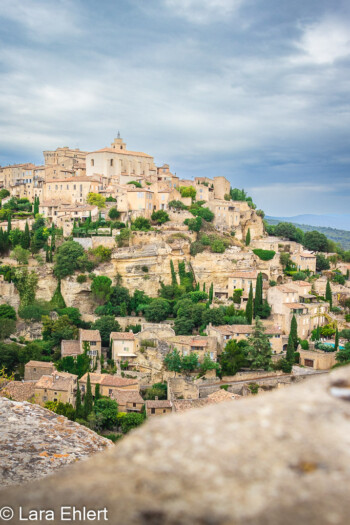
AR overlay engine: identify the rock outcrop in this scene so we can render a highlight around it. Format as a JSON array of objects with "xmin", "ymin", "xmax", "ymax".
[
  {"xmin": 2, "ymin": 367, "xmax": 350, "ymax": 524},
  {"xmin": 0, "ymin": 397, "xmax": 111, "ymax": 489}
]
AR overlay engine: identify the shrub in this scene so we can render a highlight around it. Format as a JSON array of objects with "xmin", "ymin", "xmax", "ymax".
[
  {"xmin": 179, "ymin": 186, "xmax": 196, "ymax": 199},
  {"xmin": 131, "ymin": 217, "xmax": 151, "ymax": 231},
  {"xmin": 252, "ymin": 249, "xmax": 276, "ymax": 261},
  {"xmin": 168, "ymin": 200, "xmax": 188, "ymax": 210},
  {"xmin": 292, "ymin": 272, "xmax": 307, "ymax": 281},
  {"xmin": 151, "ymin": 210, "xmax": 169, "ymax": 224},
  {"xmin": 127, "ymin": 181, "xmax": 142, "ymax": 188},
  {"xmin": 18, "ymin": 301, "xmax": 51, "ymax": 321},
  {"xmin": 0, "ymin": 304, "xmax": 16, "ymax": 320},
  {"xmin": 120, "ymin": 412, "xmax": 145, "ymax": 433},
  {"xmin": 108, "ymin": 207, "xmax": 120, "ymax": 220},
  {"xmin": 77, "ymin": 274, "xmax": 87, "ymax": 283},
  {"xmin": 90, "ymin": 245, "xmax": 112, "ymax": 263},
  {"xmin": 211, "ymin": 239, "xmax": 226, "ymax": 253},
  {"xmin": 184, "ymin": 217, "xmax": 202, "ymax": 232}
]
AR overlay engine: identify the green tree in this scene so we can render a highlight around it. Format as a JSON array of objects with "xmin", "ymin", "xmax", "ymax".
[
  {"xmin": 131, "ymin": 217, "xmax": 151, "ymax": 231},
  {"xmin": 179, "ymin": 186, "xmax": 196, "ymax": 199},
  {"xmin": 87, "ymin": 192, "xmax": 106, "ymax": 209},
  {"xmin": 245, "ymin": 228, "xmax": 251, "ymax": 246},
  {"xmin": 108, "ymin": 207, "xmax": 120, "ymax": 220},
  {"xmin": 303, "ymin": 231, "xmax": 328, "ymax": 252},
  {"xmin": 145, "ymin": 299, "xmax": 171, "ymax": 322},
  {"xmin": 94, "ymin": 397, "xmax": 119, "ymax": 429},
  {"xmin": 33, "ymin": 196, "xmax": 39, "ymax": 216},
  {"xmin": 0, "ymin": 304, "xmax": 16, "ymax": 320},
  {"xmin": 13, "ymin": 268, "xmax": 38, "ymax": 306},
  {"xmin": 209, "ymin": 283, "xmax": 214, "ymax": 304},
  {"xmin": 53, "ymin": 241, "xmax": 85, "ymax": 279},
  {"xmin": 334, "ymin": 327, "xmax": 339, "ymax": 352},
  {"xmin": 316, "ymin": 254, "xmax": 330, "ymax": 271},
  {"xmin": 184, "ymin": 216, "xmax": 202, "ymax": 232},
  {"xmin": 280, "ymin": 252, "xmax": 291, "ymax": 269},
  {"xmin": 325, "ymin": 280, "xmax": 332, "ymax": 309},
  {"xmin": 94, "ymin": 383, "xmax": 101, "ymax": 401},
  {"xmin": 92, "ymin": 316, "xmax": 121, "ymax": 346},
  {"xmin": 120, "ymin": 412, "xmax": 145, "ymax": 433},
  {"xmin": 290, "ymin": 315, "xmax": 298, "ymax": 351},
  {"xmin": 83, "ymin": 373, "xmax": 93, "ymax": 418},
  {"xmin": 151, "ymin": 210, "xmax": 170, "ymax": 224},
  {"xmin": 200, "ymin": 353, "xmax": 220, "ymax": 375},
  {"xmin": 75, "ymin": 382, "xmax": 83, "ymax": 419},
  {"xmin": 254, "ymin": 273, "xmax": 263, "ymax": 318},
  {"xmin": 91, "ymin": 276, "xmax": 112, "ymax": 304},
  {"xmin": 181, "ymin": 353, "xmax": 199, "ymax": 372},
  {"xmin": 220, "ymin": 339, "xmax": 247, "ymax": 376},
  {"xmin": 274, "ymin": 222, "xmax": 304, "ymax": 243},
  {"xmin": 246, "ymin": 317, "xmax": 272, "ymax": 370},
  {"xmin": 170, "ymin": 260, "xmax": 177, "ymax": 286},
  {"xmin": 11, "ymin": 245, "xmax": 30, "ymax": 264},
  {"xmin": 164, "ymin": 349, "xmax": 182, "ymax": 375},
  {"xmin": 246, "ymin": 283, "xmax": 254, "ymax": 324},
  {"xmin": 336, "ymin": 343, "xmax": 350, "ymax": 365},
  {"xmin": 285, "ymin": 333, "xmax": 295, "ymax": 367}
]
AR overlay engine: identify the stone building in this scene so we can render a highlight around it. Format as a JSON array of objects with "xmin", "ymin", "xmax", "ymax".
[
  {"xmin": 167, "ymin": 335, "xmax": 218, "ymax": 362},
  {"xmin": 24, "ymin": 361, "xmax": 56, "ymax": 381},
  {"xmin": 34, "ymin": 371, "xmax": 78, "ymax": 406},
  {"xmin": 145, "ymin": 398, "xmax": 172, "ymax": 416},
  {"xmin": 79, "ymin": 373, "xmax": 139, "ymax": 398},
  {"xmin": 299, "ymin": 346, "xmax": 337, "ymax": 370},
  {"xmin": 206, "ymin": 324, "xmax": 284, "ymax": 354},
  {"xmin": 43, "ymin": 176, "xmax": 102, "ymax": 205},
  {"xmin": 111, "ymin": 390, "xmax": 145, "ymax": 413},
  {"xmin": 110, "ymin": 331, "xmax": 139, "ymax": 366},
  {"xmin": 86, "ymin": 136, "xmax": 157, "ymax": 180}
]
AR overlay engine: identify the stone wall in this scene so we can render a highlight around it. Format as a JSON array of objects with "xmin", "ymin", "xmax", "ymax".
[{"xmin": 2, "ymin": 367, "xmax": 350, "ymax": 524}]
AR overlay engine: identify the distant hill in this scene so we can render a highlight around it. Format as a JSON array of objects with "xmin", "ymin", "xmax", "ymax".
[
  {"xmin": 265, "ymin": 217, "xmax": 350, "ymax": 251},
  {"xmin": 266, "ymin": 214, "xmax": 350, "ymax": 231}
]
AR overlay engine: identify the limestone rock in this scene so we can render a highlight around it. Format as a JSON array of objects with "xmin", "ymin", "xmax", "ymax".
[{"xmin": 2, "ymin": 368, "xmax": 350, "ymax": 524}]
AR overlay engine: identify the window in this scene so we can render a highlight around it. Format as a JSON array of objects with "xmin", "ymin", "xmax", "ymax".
[
  {"xmin": 109, "ymin": 389, "xmax": 112, "ymax": 395},
  {"xmin": 110, "ymin": 159, "xmax": 113, "ymax": 166},
  {"xmin": 151, "ymin": 408, "xmax": 155, "ymax": 414},
  {"xmin": 133, "ymin": 403, "xmax": 136, "ymax": 407},
  {"xmin": 138, "ymin": 192, "xmax": 143, "ymax": 198},
  {"xmin": 163, "ymin": 409, "xmax": 166, "ymax": 413},
  {"xmin": 91, "ymin": 159, "xmax": 94, "ymax": 166},
  {"xmin": 90, "ymin": 341, "xmax": 96, "ymax": 346}
]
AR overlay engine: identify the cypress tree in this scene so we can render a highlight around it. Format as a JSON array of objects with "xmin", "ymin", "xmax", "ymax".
[
  {"xmin": 246, "ymin": 282, "xmax": 254, "ymax": 324},
  {"xmin": 334, "ymin": 326, "xmax": 339, "ymax": 352},
  {"xmin": 75, "ymin": 382, "xmax": 83, "ymax": 419},
  {"xmin": 170, "ymin": 260, "xmax": 177, "ymax": 285},
  {"xmin": 209, "ymin": 283, "xmax": 214, "ymax": 304},
  {"xmin": 22, "ymin": 222, "xmax": 30, "ymax": 249},
  {"xmin": 94, "ymin": 383, "xmax": 101, "ymax": 402},
  {"xmin": 245, "ymin": 228, "xmax": 251, "ymax": 246},
  {"xmin": 83, "ymin": 374, "xmax": 93, "ymax": 418},
  {"xmin": 0, "ymin": 228, "xmax": 4, "ymax": 255},
  {"xmin": 326, "ymin": 280, "xmax": 332, "ymax": 309},
  {"xmin": 290, "ymin": 315, "xmax": 298, "ymax": 350},
  {"xmin": 203, "ymin": 282, "xmax": 206, "ymax": 292},
  {"xmin": 254, "ymin": 273, "xmax": 263, "ymax": 318},
  {"xmin": 7, "ymin": 215, "xmax": 11, "ymax": 233},
  {"xmin": 45, "ymin": 244, "xmax": 50, "ymax": 262},
  {"xmin": 286, "ymin": 332, "xmax": 295, "ymax": 366}
]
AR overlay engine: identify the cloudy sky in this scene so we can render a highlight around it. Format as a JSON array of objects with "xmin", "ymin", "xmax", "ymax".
[{"xmin": 0, "ymin": 0, "xmax": 349, "ymax": 216}]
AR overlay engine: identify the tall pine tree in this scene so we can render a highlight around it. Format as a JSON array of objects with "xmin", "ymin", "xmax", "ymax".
[
  {"xmin": 246, "ymin": 282, "xmax": 254, "ymax": 324},
  {"xmin": 254, "ymin": 273, "xmax": 263, "ymax": 318},
  {"xmin": 75, "ymin": 382, "xmax": 83, "ymax": 419},
  {"xmin": 21, "ymin": 222, "xmax": 30, "ymax": 249},
  {"xmin": 245, "ymin": 228, "xmax": 251, "ymax": 246},
  {"xmin": 334, "ymin": 326, "xmax": 339, "ymax": 352},
  {"xmin": 209, "ymin": 283, "xmax": 214, "ymax": 304},
  {"xmin": 7, "ymin": 215, "xmax": 11, "ymax": 233},
  {"xmin": 326, "ymin": 280, "xmax": 332, "ymax": 309},
  {"xmin": 83, "ymin": 373, "xmax": 93, "ymax": 419},
  {"xmin": 285, "ymin": 332, "xmax": 295, "ymax": 368},
  {"xmin": 290, "ymin": 315, "xmax": 298, "ymax": 350},
  {"xmin": 33, "ymin": 196, "xmax": 39, "ymax": 216},
  {"xmin": 170, "ymin": 260, "xmax": 177, "ymax": 285},
  {"xmin": 94, "ymin": 383, "xmax": 101, "ymax": 401}
]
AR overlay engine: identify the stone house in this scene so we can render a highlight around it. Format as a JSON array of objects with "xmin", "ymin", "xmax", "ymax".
[
  {"xmin": 24, "ymin": 361, "xmax": 56, "ymax": 381},
  {"xmin": 111, "ymin": 390, "xmax": 145, "ymax": 413},
  {"xmin": 291, "ymin": 251, "xmax": 316, "ymax": 273},
  {"xmin": 34, "ymin": 372, "xmax": 77, "ymax": 407},
  {"xmin": 79, "ymin": 373, "xmax": 139, "ymax": 398},
  {"xmin": 61, "ymin": 329, "xmax": 101, "ymax": 367},
  {"xmin": 110, "ymin": 331, "xmax": 139, "ymax": 366},
  {"xmin": 146, "ymin": 398, "xmax": 172, "ymax": 416},
  {"xmin": 43, "ymin": 176, "xmax": 101, "ymax": 205},
  {"xmin": 299, "ymin": 347, "xmax": 337, "ymax": 370},
  {"xmin": 206, "ymin": 324, "xmax": 284, "ymax": 354},
  {"xmin": 126, "ymin": 188, "xmax": 155, "ymax": 219},
  {"xmin": 227, "ymin": 270, "xmax": 258, "ymax": 302},
  {"xmin": 167, "ymin": 335, "xmax": 218, "ymax": 362}
]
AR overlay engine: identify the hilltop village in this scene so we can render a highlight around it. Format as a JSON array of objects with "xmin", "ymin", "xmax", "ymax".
[{"xmin": 0, "ymin": 136, "xmax": 350, "ymax": 438}]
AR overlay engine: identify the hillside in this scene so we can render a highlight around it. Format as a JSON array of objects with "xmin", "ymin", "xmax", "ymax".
[
  {"xmin": 266, "ymin": 214, "xmax": 350, "ymax": 230},
  {"xmin": 266, "ymin": 217, "xmax": 350, "ymax": 250}
]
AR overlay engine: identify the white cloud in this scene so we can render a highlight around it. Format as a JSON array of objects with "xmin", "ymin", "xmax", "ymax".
[
  {"xmin": 163, "ymin": 0, "xmax": 243, "ymax": 24},
  {"xmin": 0, "ymin": 0, "xmax": 82, "ymax": 41},
  {"xmin": 297, "ymin": 17, "xmax": 350, "ymax": 64}
]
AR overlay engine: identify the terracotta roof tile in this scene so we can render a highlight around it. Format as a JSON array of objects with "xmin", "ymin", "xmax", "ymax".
[{"xmin": 146, "ymin": 399, "xmax": 172, "ymax": 409}]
